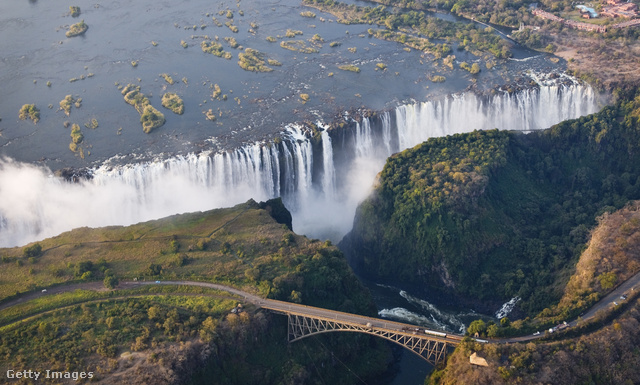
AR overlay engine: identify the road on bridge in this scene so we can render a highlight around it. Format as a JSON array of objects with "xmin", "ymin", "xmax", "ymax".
[{"xmin": 3, "ymin": 269, "xmax": 640, "ymax": 345}]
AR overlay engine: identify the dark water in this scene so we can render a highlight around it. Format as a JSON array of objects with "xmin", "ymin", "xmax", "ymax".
[{"xmin": 0, "ymin": 0, "xmax": 562, "ymax": 169}]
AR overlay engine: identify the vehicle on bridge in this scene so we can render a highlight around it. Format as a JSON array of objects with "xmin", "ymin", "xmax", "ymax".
[{"xmin": 424, "ymin": 329, "xmax": 447, "ymax": 338}]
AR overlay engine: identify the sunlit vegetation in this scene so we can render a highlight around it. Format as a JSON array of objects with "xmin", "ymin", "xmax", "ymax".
[
  {"xmin": 300, "ymin": 93, "xmax": 310, "ymax": 103},
  {"xmin": 442, "ymin": 54, "xmax": 455, "ymax": 69},
  {"xmin": 348, "ymin": 47, "xmax": 357, "ymax": 53},
  {"xmin": 69, "ymin": 123, "xmax": 84, "ymax": 153},
  {"xmin": 224, "ymin": 36, "xmax": 239, "ymax": 48},
  {"xmin": 285, "ymin": 29, "xmax": 303, "ymax": 38},
  {"xmin": 131, "ymin": 60, "xmax": 138, "ymax": 67},
  {"xmin": 266, "ymin": 36, "xmax": 277, "ymax": 42},
  {"xmin": 180, "ymin": 40, "xmax": 188, "ymax": 48},
  {"xmin": 376, "ymin": 63, "xmax": 387, "ymax": 70},
  {"xmin": 237, "ymin": 48, "xmax": 274, "ymax": 72},
  {"xmin": 84, "ymin": 118, "xmax": 98, "ymax": 129},
  {"xmin": 226, "ymin": 10, "xmax": 234, "ymax": 18},
  {"xmin": 267, "ymin": 59, "xmax": 282, "ymax": 66},
  {"xmin": 161, "ymin": 93, "xmax": 184, "ymax": 115},
  {"xmin": 372, "ymin": 28, "xmax": 450, "ymax": 58},
  {"xmin": 345, "ymin": 89, "xmax": 640, "ymax": 316},
  {"xmin": 151, "ymin": 41, "xmax": 158, "ymax": 46},
  {"xmin": 204, "ymin": 109, "xmax": 216, "ymax": 121},
  {"xmin": 329, "ymin": 41, "xmax": 341, "ymax": 47},
  {"xmin": 338, "ymin": 64, "xmax": 361, "ymax": 73},
  {"xmin": 69, "ymin": 6, "xmax": 80, "ymax": 17},
  {"xmin": 18, "ymin": 104, "xmax": 40, "ymax": 123},
  {"xmin": 226, "ymin": 22, "xmax": 239, "ymax": 33},
  {"xmin": 300, "ymin": 11, "xmax": 316, "ymax": 18},
  {"xmin": 280, "ymin": 40, "xmax": 319, "ymax": 53},
  {"xmin": 160, "ymin": 73, "xmax": 175, "ymax": 85},
  {"xmin": 0, "ymin": 199, "xmax": 392, "ymax": 383},
  {"xmin": 460, "ymin": 61, "xmax": 481, "ymax": 74},
  {"xmin": 311, "ymin": 33, "xmax": 324, "ymax": 42},
  {"xmin": 212, "ymin": 84, "xmax": 222, "ymax": 99},
  {"xmin": 433, "ymin": 298, "xmax": 640, "ymax": 384},
  {"xmin": 303, "ymin": 0, "xmax": 511, "ymax": 58},
  {"xmin": 201, "ymin": 41, "xmax": 232, "ymax": 59},
  {"xmin": 66, "ymin": 20, "xmax": 88, "ymax": 37},
  {"xmin": 121, "ymin": 84, "xmax": 165, "ymax": 133},
  {"xmin": 429, "ymin": 74, "xmax": 446, "ymax": 82},
  {"xmin": 59, "ymin": 95, "xmax": 77, "ymax": 116}
]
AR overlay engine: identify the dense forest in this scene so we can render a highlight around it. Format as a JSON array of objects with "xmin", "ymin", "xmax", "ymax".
[{"xmin": 343, "ymin": 88, "xmax": 640, "ymax": 315}]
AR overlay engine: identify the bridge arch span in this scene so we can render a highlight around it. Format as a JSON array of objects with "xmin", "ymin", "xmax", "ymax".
[{"xmin": 285, "ymin": 313, "xmax": 453, "ymax": 365}]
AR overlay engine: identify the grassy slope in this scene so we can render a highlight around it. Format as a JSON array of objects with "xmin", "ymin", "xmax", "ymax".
[
  {"xmin": 0, "ymin": 199, "xmax": 392, "ymax": 384},
  {"xmin": 343, "ymin": 89, "xmax": 640, "ymax": 315}
]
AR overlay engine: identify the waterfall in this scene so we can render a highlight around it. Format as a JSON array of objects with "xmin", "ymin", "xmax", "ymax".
[
  {"xmin": 321, "ymin": 129, "xmax": 336, "ymax": 199},
  {"xmin": 0, "ymin": 81, "xmax": 600, "ymax": 247}
]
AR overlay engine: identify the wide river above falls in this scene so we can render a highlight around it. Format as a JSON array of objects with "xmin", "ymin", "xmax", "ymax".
[{"xmin": 1, "ymin": 0, "xmax": 562, "ymax": 168}]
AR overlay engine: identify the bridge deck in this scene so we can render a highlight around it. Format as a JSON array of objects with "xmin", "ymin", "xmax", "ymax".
[{"xmin": 258, "ymin": 298, "xmax": 463, "ymax": 345}]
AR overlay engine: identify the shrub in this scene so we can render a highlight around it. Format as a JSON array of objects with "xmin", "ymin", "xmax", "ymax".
[
  {"xmin": 23, "ymin": 243, "xmax": 42, "ymax": 258},
  {"xmin": 66, "ymin": 20, "xmax": 88, "ymax": 37},
  {"xmin": 18, "ymin": 104, "xmax": 40, "ymax": 123},
  {"xmin": 161, "ymin": 93, "xmax": 185, "ymax": 115}
]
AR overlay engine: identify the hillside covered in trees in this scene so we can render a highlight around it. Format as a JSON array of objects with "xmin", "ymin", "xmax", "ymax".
[
  {"xmin": 430, "ymin": 294, "xmax": 640, "ymax": 385},
  {"xmin": 342, "ymin": 88, "xmax": 640, "ymax": 316},
  {"xmin": 0, "ymin": 199, "xmax": 392, "ymax": 384}
]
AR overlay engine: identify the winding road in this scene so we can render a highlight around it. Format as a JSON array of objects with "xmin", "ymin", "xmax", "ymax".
[{"xmin": 2, "ymin": 271, "xmax": 640, "ymax": 345}]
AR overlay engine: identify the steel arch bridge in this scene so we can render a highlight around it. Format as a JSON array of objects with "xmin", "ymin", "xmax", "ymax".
[{"xmin": 262, "ymin": 304, "xmax": 462, "ymax": 366}]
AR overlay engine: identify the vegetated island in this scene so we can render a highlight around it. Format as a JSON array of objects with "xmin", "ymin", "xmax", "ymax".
[
  {"xmin": 68, "ymin": 123, "xmax": 84, "ymax": 154},
  {"xmin": 237, "ymin": 48, "xmax": 274, "ymax": 72},
  {"xmin": 338, "ymin": 64, "xmax": 361, "ymax": 73},
  {"xmin": 340, "ymin": 87, "xmax": 640, "ymax": 383},
  {"xmin": 302, "ymin": 0, "xmax": 511, "ymax": 62},
  {"xmin": 66, "ymin": 20, "xmax": 88, "ymax": 38},
  {"xmin": 121, "ymin": 84, "xmax": 165, "ymax": 133},
  {"xmin": 59, "ymin": 95, "xmax": 81, "ymax": 116},
  {"xmin": 0, "ymin": 199, "xmax": 392, "ymax": 384},
  {"xmin": 18, "ymin": 104, "xmax": 40, "ymax": 124},
  {"xmin": 279, "ymin": 40, "xmax": 319, "ymax": 53},
  {"xmin": 69, "ymin": 6, "xmax": 81, "ymax": 17},
  {"xmin": 201, "ymin": 40, "xmax": 232, "ymax": 59},
  {"xmin": 161, "ymin": 92, "xmax": 185, "ymax": 115}
]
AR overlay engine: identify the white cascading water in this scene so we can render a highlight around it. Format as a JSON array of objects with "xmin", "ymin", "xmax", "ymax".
[{"xmin": 0, "ymin": 80, "xmax": 599, "ymax": 247}]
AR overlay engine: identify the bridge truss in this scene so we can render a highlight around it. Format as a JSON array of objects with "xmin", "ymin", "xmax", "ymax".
[{"xmin": 286, "ymin": 313, "xmax": 451, "ymax": 365}]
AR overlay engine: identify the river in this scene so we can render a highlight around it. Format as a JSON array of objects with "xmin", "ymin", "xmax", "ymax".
[{"xmin": 0, "ymin": 0, "xmax": 604, "ymax": 382}]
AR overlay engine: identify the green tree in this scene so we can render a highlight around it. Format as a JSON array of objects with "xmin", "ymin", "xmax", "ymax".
[
  {"xmin": 486, "ymin": 324, "xmax": 500, "ymax": 338},
  {"xmin": 103, "ymin": 274, "xmax": 119, "ymax": 289},
  {"xmin": 148, "ymin": 263, "xmax": 162, "ymax": 276},
  {"xmin": 598, "ymin": 271, "xmax": 617, "ymax": 290},
  {"xmin": 23, "ymin": 243, "xmax": 42, "ymax": 258},
  {"xmin": 289, "ymin": 290, "xmax": 303, "ymax": 303},
  {"xmin": 467, "ymin": 319, "xmax": 487, "ymax": 336}
]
